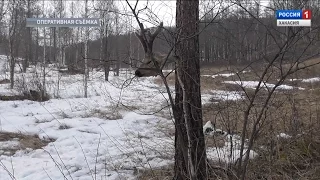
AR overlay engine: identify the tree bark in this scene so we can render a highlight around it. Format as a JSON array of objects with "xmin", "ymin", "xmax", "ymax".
[
  {"xmin": 174, "ymin": 0, "xmax": 207, "ymax": 179},
  {"xmin": 84, "ymin": 0, "xmax": 89, "ymax": 98},
  {"xmin": 53, "ymin": 27, "xmax": 56, "ymax": 63},
  {"xmin": 23, "ymin": 0, "xmax": 32, "ymax": 73},
  {"xmin": 114, "ymin": 15, "xmax": 120, "ymax": 76},
  {"xmin": 9, "ymin": 3, "xmax": 19, "ymax": 89},
  {"xmin": 104, "ymin": 25, "xmax": 110, "ymax": 81}
]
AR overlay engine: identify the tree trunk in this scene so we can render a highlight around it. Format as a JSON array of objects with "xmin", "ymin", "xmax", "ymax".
[
  {"xmin": 9, "ymin": 32, "xmax": 15, "ymax": 89},
  {"xmin": 114, "ymin": 15, "xmax": 120, "ymax": 76},
  {"xmin": 23, "ymin": 0, "xmax": 32, "ymax": 73},
  {"xmin": 174, "ymin": 0, "xmax": 207, "ymax": 179},
  {"xmin": 104, "ymin": 24, "xmax": 110, "ymax": 81},
  {"xmin": 42, "ymin": 26, "xmax": 46, "ymax": 100},
  {"xmin": 53, "ymin": 27, "xmax": 56, "ymax": 63},
  {"xmin": 114, "ymin": 38, "xmax": 120, "ymax": 76},
  {"xmin": 9, "ymin": 4, "xmax": 19, "ymax": 89},
  {"xmin": 9, "ymin": 56, "xmax": 15, "ymax": 89},
  {"xmin": 84, "ymin": 0, "xmax": 89, "ymax": 97},
  {"xmin": 35, "ymin": 25, "xmax": 39, "ymax": 64}
]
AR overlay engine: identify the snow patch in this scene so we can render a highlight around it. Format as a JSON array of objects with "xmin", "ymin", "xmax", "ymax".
[
  {"xmin": 301, "ymin": 77, "xmax": 320, "ymax": 83},
  {"xmin": 203, "ymin": 122, "xmax": 258, "ymax": 163},
  {"xmin": 210, "ymin": 90, "xmax": 242, "ymax": 101},
  {"xmin": 277, "ymin": 133, "xmax": 292, "ymax": 139},
  {"xmin": 224, "ymin": 81, "xmax": 304, "ymax": 90},
  {"xmin": 212, "ymin": 73, "xmax": 235, "ymax": 78}
]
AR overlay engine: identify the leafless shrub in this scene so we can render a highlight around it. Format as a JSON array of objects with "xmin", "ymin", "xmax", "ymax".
[
  {"xmin": 58, "ymin": 123, "xmax": 72, "ymax": 130},
  {"xmin": 15, "ymin": 73, "xmax": 50, "ymax": 101},
  {"xmin": 0, "ymin": 79, "xmax": 10, "ymax": 84},
  {"xmin": 59, "ymin": 111, "xmax": 70, "ymax": 119},
  {"xmin": 91, "ymin": 108, "xmax": 123, "ymax": 120}
]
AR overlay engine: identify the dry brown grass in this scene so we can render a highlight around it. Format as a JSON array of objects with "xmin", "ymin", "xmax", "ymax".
[
  {"xmin": 138, "ymin": 165, "xmax": 174, "ymax": 180},
  {"xmin": 0, "ymin": 90, "xmax": 50, "ymax": 102},
  {"xmin": 153, "ymin": 70, "xmax": 244, "ymax": 93},
  {"xmin": 0, "ymin": 131, "xmax": 53, "ymax": 155},
  {"xmin": 201, "ymin": 66, "xmax": 229, "ymax": 75},
  {"xmin": 298, "ymin": 81, "xmax": 320, "ymax": 89},
  {"xmin": 148, "ymin": 59, "xmax": 320, "ymax": 179},
  {"xmin": 201, "ymin": 85, "xmax": 320, "ymax": 179},
  {"xmin": 283, "ymin": 56, "xmax": 320, "ymax": 70},
  {"xmin": 205, "ymin": 135, "xmax": 226, "ymax": 148},
  {"xmin": 247, "ymin": 136, "xmax": 320, "ymax": 180},
  {"xmin": 137, "ymin": 162, "xmax": 236, "ymax": 180},
  {"xmin": 91, "ymin": 108, "xmax": 123, "ymax": 120},
  {"xmin": 203, "ymin": 87, "xmax": 320, "ymax": 133},
  {"xmin": 138, "ymin": 85, "xmax": 320, "ymax": 179},
  {"xmin": 0, "ymin": 79, "xmax": 10, "ymax": 84},
  {"xmin": 200, "ymin": 76, "xmax": 244, "ymax": 92}
]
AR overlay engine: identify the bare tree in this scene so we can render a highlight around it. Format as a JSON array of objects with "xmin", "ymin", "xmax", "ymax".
[
  {"xmin": 56, "ymin": 0, "xmax": 65, "ymax": 67},
  {"xmin": 113, "ymin": 12, "xmax": 120, "ymax": 76},
  {"xmin": 127, "ymin": 0, "xmax": 206, "ymax": 179},
  {"xmin": 7, "ymin": 1, "xmax": 24, "ymax": 89},
  {"xmin": 84, "ymin": 0, "xmax": 89, "ymax": 98},
  {"xmin": 41, "ymin": 0, "xmax": 46, "ymax": 100},
  {"xmin": 96, "ymin": 0, "xmax": 114, "ymax": 81},
  {"xmin": 23, "ymin": 0, "xmax": 35, "ymax": 72},
  {"xmin": 214, "ymin": 1, "xmax": 320, "ymax": 179},
  {"xmin": 0, "ymin": 0, "xmax": 5, "ymax": 22},
  {"xmin": 174, "ymin": 0, "xmax": 207, "ymax": 179}
]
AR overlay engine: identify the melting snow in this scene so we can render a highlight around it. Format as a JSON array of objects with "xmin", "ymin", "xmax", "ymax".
[
  {"xmin": 0, "ymin": 63, "xmax": 253, "ymax": 179},
  {"xmin": 224, "ymin": 81, "xmax": 304, "ymax": 90},
  {"xmin": 207, "ymin": 142, "xmax": 257, "ymax": 164},
  {"xmin": 277, "ymin": 133, "xmax": 292, "ymax": 139},
  {"xmin": 203, "ymin": 121, "xmax": 257, "ymax": 163},
  {"xmin": 301, "ymin": 77, "xmax": 320, "ymax": 83},
  {"xmin": 288, "ymin": 77, "xmax": 320, "ymax": 83},
  {"xmin": 210, "ymin": 90, "xmax": 242, "ymax": 101},
  {"xmin": 201, "ymin": 73, "xmax": 235, "ymax": 78},
  {"xmin": 212, "ymin": 73, "xmax": 235, "ymax": 78}
]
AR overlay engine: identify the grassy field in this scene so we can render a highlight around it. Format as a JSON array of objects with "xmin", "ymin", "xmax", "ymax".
[{"xmin": 141, "ymin": 57, "xmax": 320, "ymax": 179}]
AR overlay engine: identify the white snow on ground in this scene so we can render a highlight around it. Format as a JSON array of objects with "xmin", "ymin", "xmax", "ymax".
[
  {"xmin": 0, "ymin": 140, "xmax": 20, "ymax": 156},
  {"xmin": 212, "ymin": 73, "xmax": 235, "ymax": 78},
  {"xmin": 0, "ymin": 112, "xmax": 173, "ymax": 180},
  {"xmin": 210, "ymin": 90, "xmax": 242, "ymax": 101},
  {"xmin": 0, "ymin": 62, "xmax": 257, "ymax": 180},
  {"xmin": 0, "ymin": 66, "xmax": 176, "ymax": 180},
  {"xmin": 201, "ymin": 94, "xmax": 213, "ymax": 104},
  {"xmin": 301, "ymin": 77, "xmax": 320, "ymax": 83},
  {"xmin": 201, "ymin": 73, "xmax": 235, "ymax": 78},
  {"xmin": 277, "ymin": 133, "xmax": 292, "ymax": 139},
  {"xmin": 0, "ymin": 70, "xmax": 175, "ymax": 179},
  {"xmin": 224, "ymin": 81, "xmax": 305, "ymax": 90},
  {"xmin": 207, "ymin": 139, "xmax": 257, "ymax": 164},
  {"xmin": 201, "ymin": 90, "xmax": 242, "ymax": 104},
  {"xmin": 288, "ymin": 77, "xmax": 320, "ymax": 83},
  {"xmin": 201, "ymin": 75, "xmax": 212, "ymax": 77},
  {"xmin": 162, "ymin": 69, "xmax": 174, "ymax": 73},
  {"xmin": 0, "ymin": 86, "xmax": 20, "ymax": 96},
  {"xmin": 288, "ymin": 78, "xmax": 299, "ymax": 81},
  {"xmin": 203, "ymin": 121, "xmax": 257, "ymax": 163}
]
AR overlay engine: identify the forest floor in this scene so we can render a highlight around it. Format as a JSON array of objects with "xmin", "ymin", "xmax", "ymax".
[{"xmin": 0, "ymin": 56, "xmax": 320, "ymax": 179}]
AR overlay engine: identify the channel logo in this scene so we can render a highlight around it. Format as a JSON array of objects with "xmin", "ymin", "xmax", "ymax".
[{"xmin": 276, "ymin": 10, "xmax": 311, "ymax": 27}]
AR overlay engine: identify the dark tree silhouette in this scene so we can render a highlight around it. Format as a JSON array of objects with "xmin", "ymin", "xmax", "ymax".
[{"xmin": 174, "ymin": 0, "xmax": 207, "ymax": 179}]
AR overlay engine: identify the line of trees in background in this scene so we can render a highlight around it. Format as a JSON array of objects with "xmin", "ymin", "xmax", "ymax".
[{"xmin": 0, "ymin": 0, "xmax": 320, "ymax": 80}]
